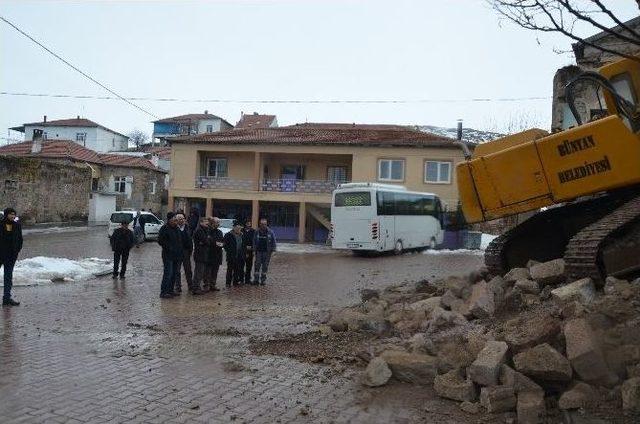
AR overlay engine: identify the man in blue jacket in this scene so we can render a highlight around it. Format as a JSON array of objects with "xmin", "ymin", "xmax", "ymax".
[
  {"xmin": 1, "ymin": 207, "xmax": 23, "ymax": 306},
  {"xmin": 253, "ymin": 218, "xmax": 277, "ymax": 285}
]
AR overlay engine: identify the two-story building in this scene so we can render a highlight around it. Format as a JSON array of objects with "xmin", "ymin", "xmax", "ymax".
[
  {"xmin": 10, "ymin": 116, "xmax": 129, "ymax": 153},
  {"xmin": 169, "ymin": 125, "xmax": 469, "ymax": 243},
  {"xmin": 152, "ymin": 111, "xmax": 233, "ymax": 144}
]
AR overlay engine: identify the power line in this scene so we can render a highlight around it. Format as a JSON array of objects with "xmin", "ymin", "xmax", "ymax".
[
  {"xmin": 0, "ymin": 91, "xmax": 551, "ymax": 104},
  {"xmin": 0, "ymin": 15, "xmax": 159, "ymax": 119}
]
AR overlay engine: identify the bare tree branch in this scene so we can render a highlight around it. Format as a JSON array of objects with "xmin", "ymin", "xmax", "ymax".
[{"xmin": 593, "ymin": 0, "xmax": 640, "ymax": 41}]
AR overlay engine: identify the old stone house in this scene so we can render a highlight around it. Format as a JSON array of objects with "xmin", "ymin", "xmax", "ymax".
[
  {"xmin": 551, "ymin": 17, "xmax": 640, "ymax": 131},
  {"xmin": 0, "ymin": 139, "xmax": 167, "ymax": 224}
]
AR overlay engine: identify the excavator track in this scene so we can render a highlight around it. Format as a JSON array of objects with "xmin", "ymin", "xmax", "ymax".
[
  {"xmin": 484, "ymin": 192, "xmax": 637, "ymax": 277},
  {"xmin": 564, "ymin": 194, "xmax": 640, "ymax": 285}
]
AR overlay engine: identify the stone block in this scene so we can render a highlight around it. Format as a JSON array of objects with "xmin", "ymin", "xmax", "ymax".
[
  {"xmin": 514, "ymin": 279, "xmax": 540, "ymax": 295},
  {"xmin": 360, "ymin": 288, "xmax": 380, "ymax": 302},
  {"xmin": 446, "ymin": 276, "xmax": 472, "ymax": 299},
  {"xmin": 380, "ymin": 350, "xmax": 439, "ymax": 385},
  {"xmin": 513, "ymin": 343, "xmax": 572, "ymax": 384},
  {"xmin": 426, "ymin": 307, "xmax": 466, "ymax": 332},
  {"xmin": 499, "ymin": 365, "xmax": 543, "ymax": 394},
  {"xmin": 559, "ymin": 382, "xmax": 596, "ymax": 410},
  {"xmin": 504, "ymin": 267, "xmax": 531, "ymax": 284},
  {"xmin": 469, "ymin": 341, "xmax": 509, "ymax": 386},
  {"xmin": 480, "ymin": 385, "xmax": 516, "ymax": 413},
  {"xmin": 564, "ymin": 318, "xmax": 618, "ymax": 387},
  {"xmin": 459, "ymin": 401, "xmax": 480, "ymax": 414},
  {"xmin": 621, "ymin": 377, "xmax": 640, "ymax": 411},
  {"xmin": 551, "ymin": 278, "xmax": 595, "ymax": 305},
  {"xmin": 362, "ymin": 357, "xmax": 392, "ymax": 387},
  {"xmin": 530, "ymin": 259, "xmax": 566, "ymax": 286},
  {"xmin": 468, "ymin": 280, "xmax": 495, "ymax": 319},
  {"xmin": 440, "ymin": 290, "xmax": 459, "ymax": 309},
  {"xmin": 517, "ymin": 391, "xmax": 545, "ymax": 424},
  {"xmin": 503, "ymin": 314, "xmax": 560, "ymax": 353},
  {"xmin": 434, "ymin": 369, "xmax": 477, "ymax": 402},
  {"xmin": 409, "ymin": 297, "xmax": 442, "ymax": 315}
]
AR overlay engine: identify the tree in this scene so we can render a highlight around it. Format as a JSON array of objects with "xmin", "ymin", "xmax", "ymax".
[
  {"xmin": 127, "ymin": 129, "xmax": 149, "ymax": 150},
  {"xmin": 490, "ymin": 0, "xmax": 640, "ymax": 62}
]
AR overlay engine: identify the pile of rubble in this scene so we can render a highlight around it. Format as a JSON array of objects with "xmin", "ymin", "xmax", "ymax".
[{"xmin": 324, "ymin": 258, "xmax": 640, "ymax": 422}]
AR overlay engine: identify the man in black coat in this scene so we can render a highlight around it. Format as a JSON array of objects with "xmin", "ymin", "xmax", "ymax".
[
  {"xmin": 158, "ymin": 212, "xmax": 183, "ymax": 298},
  {"xmin": 207, "ymin": 217, "xmax": 224, "ymax": 291},
  {"xmin": 242, "ymin": 218, "xmax": 256, "ymax": 285},
  {"xmin": 192, "ymin": 217, "xmax": 212, "ymax": 294},
  {"xmin": 1, "ymin": 207, "xmax": 23, "ymax": 306},
  {"xmin": 174, "ymin": 213, "xmax": 194, "ymax": 294},
  {"xmin": 223, "ymin": 220, "xmax": 245, "ymax": 287},
  {"xmin": 110, "ymin": 221, "xmax": 135, "ymax": 279}
]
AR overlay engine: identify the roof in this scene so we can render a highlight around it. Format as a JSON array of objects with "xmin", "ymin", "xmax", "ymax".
[
  {"xmin": 127, "ymin": 144, "xmax": 172, "ymax": 160},
  {"xmin": 10, "ymin": 117, "xmax": 128, "ymax": 139},
  {"xmin": 153, "ymin": 113, "xmax": 232, "ymax": 127},
  {"xmin": 235, "ymin": 113, "xmax": 277, "ymax": 129},
  {"xmin": 287, "ymin": 122, "xmax": 411, "ymax": 131},
  {"xmin": 171, "ymin": 126, "xmax": 460, "ymax": 148},
  {"xmin": 0, "ymin": 140, "xmax": 165, "ymax": 172}
]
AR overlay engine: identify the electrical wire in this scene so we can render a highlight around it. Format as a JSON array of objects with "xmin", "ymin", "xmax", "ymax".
[{"xmin": 0, "ymin": 15, "xmax": 159, "ymax": 119}]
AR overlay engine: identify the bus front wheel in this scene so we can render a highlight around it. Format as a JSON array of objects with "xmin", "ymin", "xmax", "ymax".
[{"xmin": 394, "ymin": 240, "xmax": 403, "ymax": 255}]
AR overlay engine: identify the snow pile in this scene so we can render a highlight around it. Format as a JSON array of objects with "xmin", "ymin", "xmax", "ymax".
[
  {"xmin": 480, "ymin": 233, "xmax": 498, "ymax": 250},
  {"xmin": 0, "ymin": 257, "xmax": 112, "ymax": 286},
  {"xmin": 424, "ymin": 249, "xmax": 484, "ymax": 256},
  {"xmin": 278, "ymin": 243, "xmax": 333, "ymax": 254}
]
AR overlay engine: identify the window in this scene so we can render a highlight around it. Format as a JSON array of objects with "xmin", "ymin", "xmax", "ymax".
[
  {"xmin": 76, "ymin": 132, "xmax": 87, "ymax": 146},
  {"xmin": 334, "ymin": 191, "xmax": 371, "ymax": 207},
  {"xmin": 114, "ymin": 176, "xmax": 127, "ymax": 193},
  {"xmin": 206, "ymin": 125, "xmax": 213, "ymax": 133},
  {"xmin": 376, "ymin": 191, "xmax": 440, "ymax": 217},
  {"xmin": 281, "ymin": 165, "xmax": 305, "ymax": 180},
  {"xmin": 150, "ymin": 181, "xmax": 157, "ymax": 194},
  {"xmin": 378, "ymin": 159, "xmax": 404, "ymax": 181},
  {"xmin": 91, "ymin": 178, "xmax": 99, "ymax": 191},
  {"xmin": 425, "ymin": 161, "xmax": 452, "ymax": 184},
  {"xmin": 207, "ymin": 158, "xmax": 228, "ymax": 178},
  {"xmin": 327, "ymin": 166, "xmax": 347, "ymax": 183}
]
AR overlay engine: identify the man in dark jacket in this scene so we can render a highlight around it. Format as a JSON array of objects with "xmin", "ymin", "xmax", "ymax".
[
  {"xmin": 242, "ymin": 218, "xmax": 256, "ymax": 285},
  {"xmin": 192, "ymin": 217, "xmax": 212, "ymax": 294},
  {"xmin": 110, "ymin": 221, "xmax": 135, "ymax": 279},
  {"xmin": 187, "ymin": 209, "xmax": 200, "ymax": 233},
  {"xmin": 174, "ymin": 213, "xmax": 194, "ymax": 294},
  {"xmin": 1, "ymin": 207, "xmax": 23, "ymax": 306},
  {"xmin": 223, "ymin": 220, "xmax": 245, "ymax": 287},
  {"xmin": 253, "ymin": 218, "xmax": 277, "ymax": 285},
  {"xmin": 207, "ymin": 217, "xmax": 224, "ymax": 291},
  {"xmin": 158, "ymin": 212, "xmax": 183, "ymax": 298}
]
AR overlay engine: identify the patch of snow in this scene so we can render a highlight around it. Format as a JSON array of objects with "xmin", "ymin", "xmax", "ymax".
[
  {"xmin": 480, "ymin": 233, "xmax": 498, "ymax": 250},
  {"xmin": 0, "ymin": 256, "xmax": 112, "ymax": 286},
  {"xmin": 277, "ymin": 243, "xmax": 333, "ymax": 254},
  {"xmin": 417, "ymin": 125, "xmax": 504, "ymax": 143},
  {"xmin": 424, "ymin": 249, "xmax": 484, "ymax": 256}
]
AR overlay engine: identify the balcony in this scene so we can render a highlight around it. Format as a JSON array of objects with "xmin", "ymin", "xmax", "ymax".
[{"xmin": 195, "ymin": 177, "xmax": 347, "ymax": 194}]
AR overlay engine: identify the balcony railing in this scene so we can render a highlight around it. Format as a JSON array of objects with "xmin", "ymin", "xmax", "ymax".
[
  {"xmin": 195, "ymin": 177, "xmax": 347, "ymax": 194},
  {"xmin": 196, "ymin": 176, "xmax": 255, "ymax": 190}
]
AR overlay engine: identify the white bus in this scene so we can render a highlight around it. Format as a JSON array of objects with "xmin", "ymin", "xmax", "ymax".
[{"xmin": 331, "ymin": 183, "xmax": 444, "ymax": 254}]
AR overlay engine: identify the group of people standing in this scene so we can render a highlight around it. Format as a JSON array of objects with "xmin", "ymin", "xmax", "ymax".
[{"xmin": 155, "ymin": 212, "xmax": 277, "ymax": 299}]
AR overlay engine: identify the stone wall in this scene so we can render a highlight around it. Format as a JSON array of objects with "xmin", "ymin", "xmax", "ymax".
[
  {"xmin": 98, "ymin": 165, "xmax": 166, "ymax": 213},
  {"xmin": 0, "ymin": 156, "xmax": 91, "ymax": 224}
]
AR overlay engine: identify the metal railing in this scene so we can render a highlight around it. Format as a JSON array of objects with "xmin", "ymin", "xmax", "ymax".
[{"xmin": 195, "ymin": 177, "xmax": 348, "ymax": 194}]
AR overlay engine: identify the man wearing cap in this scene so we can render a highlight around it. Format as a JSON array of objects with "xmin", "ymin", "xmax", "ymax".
[
  {"xmin": 1, "ymin": 207, "xmax": 23, "ymax": 306},
  {"xmin": 223, "ymin": 220, "xmax": 245, "ymax": 287},
  {"xmin": 158, "ymin": 212, "xmax": 183, "ymax": 298}
]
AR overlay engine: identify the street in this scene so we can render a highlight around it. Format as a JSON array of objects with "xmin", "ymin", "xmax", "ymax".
[{"xmin": 1, "ymin": 227, "xmax": 483, "ymax": 423}]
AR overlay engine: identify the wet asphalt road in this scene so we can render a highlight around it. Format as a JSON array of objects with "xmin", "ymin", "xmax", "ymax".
[{"xmin": 1, "ymin": 226, "xmax": 483, "ymax": 423}]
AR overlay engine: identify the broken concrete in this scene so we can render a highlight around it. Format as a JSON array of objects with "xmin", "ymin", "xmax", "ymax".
[
  {"xmin": 558, "ymin": 382, "xmax": 596, "ymax": 410},
  {"xmin": 514, "ymin": 279, "xmax": 540, "ymax": 295},
  {"xmin": 564, "ymin": 318, "xmax": 619, "ymax": 387},
  {"xmin": 499, "ymin": 365, "xmax": 543, "ymax": 394},
  {"xmin": 380, "ymin": 350, "xmax": 438, "ymax": 385},
  {"xmin": 551, "ymin": 278, "xmax": 596, "ymax": 305},
  {"xmin": 409, "ymin": 297, "xmax": 442, "ymax": 315},
  {"xmin": 513, "ymin": 343, "xmax": 573, "ymax": 385},
  {"xmin": 468, "ymin": 280, "xmax": 495, "ymax": 319},
  {"xmin": 433, "ymin": 369, "xmax": 477, "ymax": 402},
  {"xmin": 517, "ymin": 391, "xmax": 545, "ymax": 424},
  {"xmin": 468, "ymin": 341, "xmax": 509, "ymax": 386},
  {"xmin": 480, "ymin": 385, "xmax": 517, "ymax": 413},
  {"xmin": 504, "ymin": 267, "xmax": 531, "ymax": 284},
  {"xmin": 529, "ymin": 259, "xmax": 566, "ymax": 286},
  {"xmin": 362, "ymin": 357, "xmax": 392, "ymax": 387},
  {"xmin": 502, "ymin": 314, "xmax": 560, "ymax": 353}
]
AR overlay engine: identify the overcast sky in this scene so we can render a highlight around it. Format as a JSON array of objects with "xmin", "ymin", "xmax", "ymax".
[{"xmin": 1, "ymin": 0, "xmax": 638, "ymax": 142}]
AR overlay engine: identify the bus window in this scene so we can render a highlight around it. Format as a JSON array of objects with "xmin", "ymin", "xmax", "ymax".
[{"xmin": 335, "ymin": 191, "xmax": 371, "ymax": 207}]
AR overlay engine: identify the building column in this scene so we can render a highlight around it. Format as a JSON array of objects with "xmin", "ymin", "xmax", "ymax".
[
  {"xmin": 206, "ymin": 197, "xmax": 213, "ymax": 217},
  {"xmin": 252, "ymin": 199, "xmax": 259, "ymax": 228},
  {"xmin": 253, "ymin": 152, "xmax": 261, "ymax": 191},
  {"xmin": 298, "ymin": 201, "xmax": 306, "ymax": 243},
  {"xmin": 168, "ymin": 195, "xmax": 175, "ymax": 212}
]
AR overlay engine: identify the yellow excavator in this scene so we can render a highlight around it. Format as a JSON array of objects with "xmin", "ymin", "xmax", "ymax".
[{"xmin": 456, "ymin": 57, "xmax": 640, "ymax": 284}]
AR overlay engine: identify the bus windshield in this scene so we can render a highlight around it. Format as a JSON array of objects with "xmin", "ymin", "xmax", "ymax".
[{"xmin": 334, "ymin": 191, "xmax": 372, "ymax": 207}]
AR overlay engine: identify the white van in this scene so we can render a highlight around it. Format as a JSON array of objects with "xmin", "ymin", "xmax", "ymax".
[
  {"xmin": 331, "ymin": 183, "xmax": 444, "ymax": 254},
  {"xmin": 107, "ymin": 210, "xmax": 163, "ymax": 241}
]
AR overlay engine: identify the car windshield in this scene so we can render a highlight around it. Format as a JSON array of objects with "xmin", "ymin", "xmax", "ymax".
[
  {"xmin": 219, "ymin": 219, "xmax": 234, "ymax": 228},
  {"xmin": 110, "ymin": 212, "xmax": 133, "ymax": 223}
]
